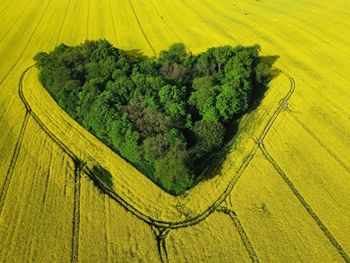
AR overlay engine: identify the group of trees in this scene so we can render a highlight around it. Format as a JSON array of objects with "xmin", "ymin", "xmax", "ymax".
[{"xmin": 34, "ymin": 40, "xmax": 271, "ymax": 195}]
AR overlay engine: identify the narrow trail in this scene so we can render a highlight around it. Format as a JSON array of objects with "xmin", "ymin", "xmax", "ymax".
[
  {"xmin": 55, "ymin": 0, "xmax": 73, "ymax": 43},
  {"xmin": 148, "ymin": 0, "xmax": 191, "ymax": 53},
  {"xmin": 128, "ymin": 0, "xmax": 157, "ymax": 56},
  {"xmin": 108, "ymin": 0, "xmax": 119, "ymax": 45},
  {"xmin": 259, "ymin": 143, "xmax": 350, "ymax": 263},
  {"xmin": 0, "ymin": 0, "xmax": 34, "ymax": 46},
  {"xmin": 0, "ymin": 112, "xmax": 29, "ymax": 216},
  {"xmin": 17, "ymin": 66, "xmax": 296, "ymax": 230},
  {"xmin": 152, "ymin": 226, "xmax": 170, "ymax": 263},
  {"xmin": 0, "ymin": 0, "xmax": 51, "ymax": 88},
  {"xmin": 288, "ymin": 111, "xmax": 350, "ymax": 175},
  {"xmin": 85, "ymin": 0, "xmax": 91, "ymax": 40},
  {"xmin": 71, "ymin": 163, "xmax": 82, "ymax": 263},
  {"xmin": 217, "ymin": 206, "xmax": 259, "ymax": 263},
  {"xmin": 18, "ymin": 65, "xmax": 82, "ymax": 263}
]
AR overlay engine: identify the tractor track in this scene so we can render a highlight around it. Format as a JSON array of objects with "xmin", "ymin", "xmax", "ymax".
[
  {"xmin": 259, "ymin": 143, "xmax": 350, "ymax": 262},
  {"xmin": 0, "ymin": 0, "xmax": 12, "ymax": 15},
  {"xmin": 108, "ymin": 0, "xmax": 118, "ymax": 44},
  {"xmin": 288, "ymin": 111, "xmax": 350, "ymax": 174},
  {"xmin": 217, "ymin": 206, "xmax": 259, "ymax": 263},
  {"xmin": 0, "ymin": 0, "xmax": 51, "ymax": 88},
  {"xmin": 15, "ymin": 60, "xmax": 295, "ymax": 262},
  {"xmin": 152, "ymin": 226, "xmax": 170, "ymax": 263},
  {"xmin": 85, "ymin": 0, "xmax": 91, "ymax": 40},
  {"xmin": 55, "ymin": 0, "xmax": 73, "ymax": 43},
  {"xmin": 128, "ymin": 0, "xmax": 157, "ymax": 56},
  {"xmin": 18, "ymin": 66, "xmax": 296, "ymax": 230},
  {"xmin": 0, "ymin": 0, "xmax": 34, "ymax": 46},
  {"xmin": 0, "ymin": 112, "xmax": 29, "ymax": 216},
  {"xmin": 70, "ymin": 163, "xmax": 81, "ymax": 263},
  {"xmin": 18, "ymin": 65, "xmax": 82, "ymax": 263},
  {"xmin": 148, "ymin": 0, "xmax": 191, "ymax": 53}
]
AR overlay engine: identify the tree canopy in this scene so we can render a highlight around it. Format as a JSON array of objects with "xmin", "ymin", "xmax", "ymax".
[{"xmin": 34, "ymin": 40, "xmax": 272, "ymax": 195}]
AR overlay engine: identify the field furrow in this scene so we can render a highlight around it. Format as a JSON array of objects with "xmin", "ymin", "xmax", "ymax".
[
  {"xmin": 78, "ymin": 175, "xmax": 160, "ymax": 262},
  {"xmin": 166, "ymin": 212, "xmax": 251, "ymax": 262},
  {"xmin": 0, "ymin": 0, "xmax": 349, "ymax": 261},
  {"xmin": 0, "ymin": 0, "xmax": 34, "ymax": 45},
  {"xmin": 263, "ymin": 112, "xmax": 350, "ymax": 254},
  {"xmin": 0, "ymin": 112, "xmax": 29, "ymax": 215},
  {"xmin": 108, "ymin": 0, "xmax": 153, "ymax": 55},
  {"xmin": 227, "ymin": 150, "xmax": 344, "ymax": 262},
  {"xmin": 0, "ymin": 117, "xmax": 76, "ymax": 262},
  {"xmin": 260, "ymin": 143, "xmax": 350, "ymax": 261},
  {"xmin": 0, "ymin": 0, "xmax": 51, "ymax": 86}
]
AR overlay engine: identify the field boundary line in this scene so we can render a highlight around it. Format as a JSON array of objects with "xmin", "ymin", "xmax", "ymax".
[
  {"xmin": 260, "ymin": 143, "xmax": 350, "ymax": 262},
  {"xmin": 19, "ymin": 65, "xmax": 83, "ymax": 262},
  {"xmin": 128, "ymin": 0, "xmax": 156, "ymax": 56},
  {"xmin": 217, "ymin": 206, "xmax": 259, "ymax": 263},
  {"xmin": 19, "ymin": 66, "xmax": 295, "ymax": 229},
  {"xmin": 288, "ymin": 111, "xmax": 350, "ymax": 174}
]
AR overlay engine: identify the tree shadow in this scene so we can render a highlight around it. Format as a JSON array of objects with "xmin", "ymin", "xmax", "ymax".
[
  {"xmin": 246, "ymin": 55, "xmax": 280, "ymax": 115},
  {"xmin": 90, "ymin": 164, "xmax": 114, "ymax": 190},
  {"xmin": 260, "ymin": 55, "xmax": 281, "ymax": 80},
  {"xmin": 196, "ymin": 55, "xmax": 280, "ymax": 183},
  {"xmin": 125, "ymin": 49, "xmax": 151, "ymax": 61}
]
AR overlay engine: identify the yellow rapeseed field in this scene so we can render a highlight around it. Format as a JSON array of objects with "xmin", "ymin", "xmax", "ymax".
[{"xmin": 0, "ymin": 0, "xmax": 349, "ymax": 262}]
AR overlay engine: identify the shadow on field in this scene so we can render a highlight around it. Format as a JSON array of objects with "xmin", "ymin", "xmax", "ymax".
[
  {"xmin": 246, "ymin": 55, "xmax": 280, "ymax": 114},
  {"xmin": 195, "ymin": 55, "xmax": 280, "ymax": 184},
  {"xmin": 90, "ymin": 164, "xmax": 114, "ymax": 190},
  {"xmin": 125, "ymin": 49, "xmax": 150, "ymax": 60}
]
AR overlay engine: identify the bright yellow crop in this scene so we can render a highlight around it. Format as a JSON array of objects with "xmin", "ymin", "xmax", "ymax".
[{"xmin": 0, "ymin": 0, "xmax": 349, "ymax": 262}]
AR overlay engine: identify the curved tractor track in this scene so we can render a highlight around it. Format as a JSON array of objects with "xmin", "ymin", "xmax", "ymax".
[{"xmin": 9, "ymin": 65, "xmax": 298, "ymax": 262}]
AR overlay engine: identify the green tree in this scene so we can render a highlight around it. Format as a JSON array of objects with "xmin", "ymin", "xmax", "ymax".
[
  {"xmin": 193, "ymin": 120, "xmax": 225, "ymax": 154},
  {"xmin": 215, "ymin": 83, "xmax": 241, "ymax": 121},
  {"xmin": 155, "ymin": 149, "xmax": 193, "ymax": 195},
  {"xmin": 159, "ymin": 43, "xmax": 187, "ymax": 64},
  {"xmin": 188, "ymin": 84, "xmax": 219, "ymax": 122},
  {"xmin": 34, "ymin": 39, "xmax": 272, "ymax": 195}
]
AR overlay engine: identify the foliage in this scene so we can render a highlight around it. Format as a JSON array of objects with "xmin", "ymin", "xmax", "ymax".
[{"xmin": 34, "ymin": 40, "xmax": 271, "ymax": 195}]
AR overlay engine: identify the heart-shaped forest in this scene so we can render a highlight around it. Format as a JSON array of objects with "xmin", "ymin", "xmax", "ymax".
[{"xmin": 34, "ymin": 40, "xmax": 273, "ymax": 195}]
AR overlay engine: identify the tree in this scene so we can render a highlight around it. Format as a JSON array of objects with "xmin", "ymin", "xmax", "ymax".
[
  {"xmin": 196, "ymin": 51, "xmax": 216, "ymax": 76},
  {"xmin": 59, "ymin": 79, "xmax": 82, "ymax": 117},
  {"xmin": 154, "ymin": 149, "xmax": 193, "ymax": 195},
  {"xmin": 212, "ymin": 46, "xmax": 232, "ymax": 73},
  {"xmin": 159, "ymin": 43, "xmax": 187, "ymax": 64},
  {"xmin": 255, "ymin": 62, "xmax": 271, "ymax": 84},
  {"xmin": 142, "ymin": 134, "xmax": 170, "ymax": 163},
  {"xmin": 188, "ymin": 84, "xmax": 220, "ymax": 121},
  {"xmin": 34, "ymin": 39, "xmax": 272, "ymax": 195},
  {"xmin": 158, "ymin": 85, "xmax": 186, "ymax": 117},
  {"xmin": 215, "ymin": 83, "xmax": 241, "ymax": 121},
  {"xmin": 192, "ymin": 76, "xmax": 215, "ymax": 90},
  {"xmin": 109, "ymin": 113, "xmax": 141, "ymax": 164},
  {"xmin": 193, "ymin": 120, "xmax": 225, "ymax": 154}
]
